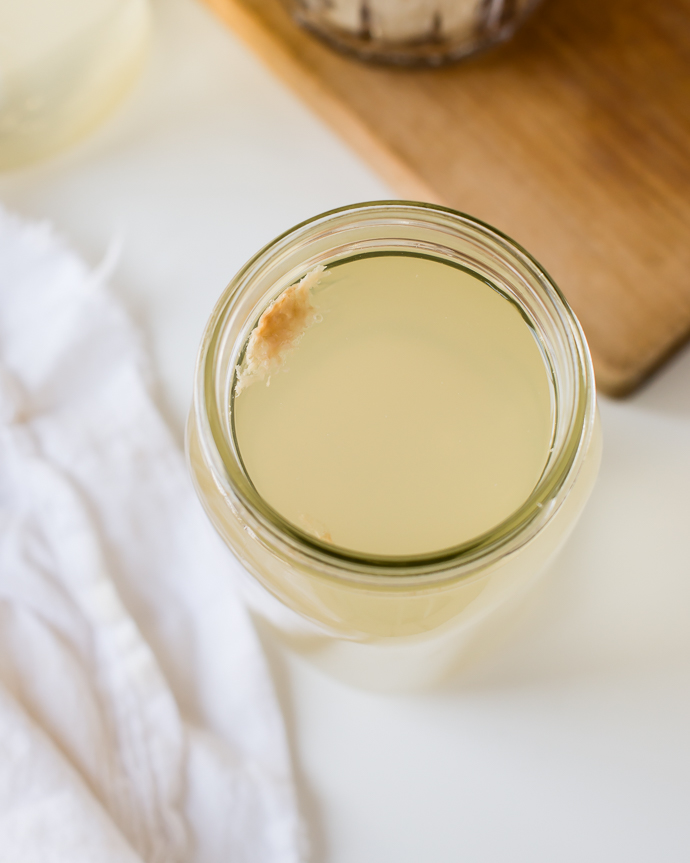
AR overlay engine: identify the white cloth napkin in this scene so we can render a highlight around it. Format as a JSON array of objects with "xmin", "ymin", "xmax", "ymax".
[{"xmin": 0, "ymin": 205, "xmax": 305, "ymax": 863}]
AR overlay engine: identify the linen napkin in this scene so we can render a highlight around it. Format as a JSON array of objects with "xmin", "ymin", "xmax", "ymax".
[{"xmin": 0, "ymin": 205, "xmax": 304, "ymax": 863}]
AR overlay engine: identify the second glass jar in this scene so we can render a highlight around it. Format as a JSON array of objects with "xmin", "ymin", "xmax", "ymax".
[{"xmin": 280, "ymin": 0, "xmax": 543, "ymax": 65}]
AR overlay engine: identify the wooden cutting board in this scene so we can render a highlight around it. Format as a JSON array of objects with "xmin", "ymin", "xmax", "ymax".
[{"xmin": 202, "ymin": 0, "xmax": 690, "ymax": 395}]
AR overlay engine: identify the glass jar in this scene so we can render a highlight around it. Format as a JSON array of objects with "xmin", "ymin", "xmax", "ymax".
[
  {"xmin": 280, "ymin": 0, "xmax": 543, "ymax": 66},
  {"xmin": 0, "ymin": 0, "xmax": 151, "ymax": 170},
  {"xmin": 187, "ymin": 201, "xmax": 601, "ymax": 690}
]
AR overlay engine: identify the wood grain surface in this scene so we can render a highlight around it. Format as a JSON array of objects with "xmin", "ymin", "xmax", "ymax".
[{"xmin": 201, "ymin": 0, "xmax": 690, "ymax": 395}]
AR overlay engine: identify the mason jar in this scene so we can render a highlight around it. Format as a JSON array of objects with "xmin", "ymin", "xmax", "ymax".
[
  {"xmin": 187, "ymin": 201, "xmax": 601, "ymax": 690},
  {"xmin": 0, "ymin": 0, "xmax": 151, "ymax": 170},
  {"xmin": 280, "ymin": 0, "xmax": 543, "ymax": 65}
]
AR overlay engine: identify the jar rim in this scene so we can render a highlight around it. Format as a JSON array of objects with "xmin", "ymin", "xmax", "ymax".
[{"xmin": 192, "ymin": 201, "xmax": 597, "ymax": 584}]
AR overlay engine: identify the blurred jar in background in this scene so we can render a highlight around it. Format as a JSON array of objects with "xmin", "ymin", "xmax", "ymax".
[
  {"xmin": 0, "ymin": 0, "xmax": 151, "ymax": 170},
  {"xmin": 282, "ymin": 0, "xmax": 542, "ymax": 65}
]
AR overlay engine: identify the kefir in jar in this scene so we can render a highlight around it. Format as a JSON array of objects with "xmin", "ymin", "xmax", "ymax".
[{"xmin": 187, "ymin": 202, "xmax": 601, "ymax": 690}]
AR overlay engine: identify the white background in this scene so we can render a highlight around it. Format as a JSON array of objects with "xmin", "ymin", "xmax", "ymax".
[{"xmin": 1, "ymin": 1, "xmax": 689, "ymax": 860}]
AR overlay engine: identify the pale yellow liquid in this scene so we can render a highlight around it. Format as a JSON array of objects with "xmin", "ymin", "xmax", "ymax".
[{"xmin": 233, "ymin": 253, "xmax": 554, "ymax": 557}]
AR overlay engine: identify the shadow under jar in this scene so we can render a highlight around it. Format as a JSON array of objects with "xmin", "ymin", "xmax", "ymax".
[
  {"xmin": 280, "ymin": 0, "xmax": 543, "ymax": 65},
  {"xmin": 187, "ymin": 202, "xmax": 601, "ymax": 691}
]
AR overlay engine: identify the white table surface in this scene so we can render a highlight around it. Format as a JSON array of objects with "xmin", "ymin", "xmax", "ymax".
[{"xmin": 2, "ymin": 1, "xmax": 689, "ymax": 861}]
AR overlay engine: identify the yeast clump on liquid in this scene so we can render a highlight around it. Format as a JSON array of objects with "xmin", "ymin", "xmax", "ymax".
[{"xmin": 235, "ymin": 265, "xmax": 325, "ymax": 396}]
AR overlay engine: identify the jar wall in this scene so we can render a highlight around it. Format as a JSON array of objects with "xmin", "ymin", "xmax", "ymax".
[{"xmin": 187, "ymin": 411, "xmax": 601, "ymax": 639}]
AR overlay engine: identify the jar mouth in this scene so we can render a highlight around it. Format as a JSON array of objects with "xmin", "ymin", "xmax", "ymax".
[{"xmin": 193, "ymin": 201, "xmax": 596, "ymax": 581}]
